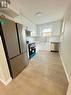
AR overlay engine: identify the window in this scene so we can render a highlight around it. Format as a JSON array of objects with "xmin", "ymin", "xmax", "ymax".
[{"xmin": 42, "ymin": 28, "xmax": 52, "ymax": 37}]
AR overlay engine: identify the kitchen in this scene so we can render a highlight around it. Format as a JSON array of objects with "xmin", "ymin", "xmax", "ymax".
[
  {"xmin": 0, "ymin": 15, "xmax": 62, "ymax": 84},
  {"xmin": 0, "ymin": 0, "xmax": 71, "ymax": 95}
]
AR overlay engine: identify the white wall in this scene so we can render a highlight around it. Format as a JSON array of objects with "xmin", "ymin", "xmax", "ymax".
[
  {"xmin": 60, "ymin": 4, "xmax": 71, "ymax": 82},
  {"xmin": 0, "ymin": 36, "xmax": 12, "ymax": 85}
]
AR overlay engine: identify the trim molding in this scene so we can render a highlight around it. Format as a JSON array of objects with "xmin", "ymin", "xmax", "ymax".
[
  {"xmin": 0, "ymin": 77, "xmax": 12, "ymax": 85},
  {"xmin": 59, "ymin": 52, "xmax": 69, "ymax": 82}
]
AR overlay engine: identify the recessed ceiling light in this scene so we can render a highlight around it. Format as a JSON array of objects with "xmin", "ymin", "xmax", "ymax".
[{"xmin": 35, "ymin": 12, "xmax": 42, "ymax": 16}]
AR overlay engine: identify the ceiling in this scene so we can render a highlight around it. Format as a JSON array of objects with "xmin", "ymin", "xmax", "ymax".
[{"xmin": 10, "ymin": 0, "xmax": 71, "ymax": 25}]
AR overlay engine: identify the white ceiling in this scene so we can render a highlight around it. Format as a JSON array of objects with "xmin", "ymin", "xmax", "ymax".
[{"xmin": 10, "ymin": 0, "xmax": 71, "ymax": 25}]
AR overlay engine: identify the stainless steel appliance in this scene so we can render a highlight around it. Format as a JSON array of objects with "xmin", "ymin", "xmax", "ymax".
[
  {"xmin": 28, "ymin": 43, "xmax": 36, "ymax": 59},
  {"xmin": 0, "ymin": 17, "xmax": 28, "ymax": 78},
  {"xmin": 50, "ymin": 42, "xmax": 59, "ymax": 52}
]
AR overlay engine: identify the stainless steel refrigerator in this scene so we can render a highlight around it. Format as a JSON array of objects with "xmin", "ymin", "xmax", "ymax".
[{"xmin": 0, "ymin": 18, "xmax": 28, "ymax": 78}]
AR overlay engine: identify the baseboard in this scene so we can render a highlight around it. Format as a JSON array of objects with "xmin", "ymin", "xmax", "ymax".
[
  {"xmin": 0, "ymin": 77, "xmax": 12, "ymax": 85},
  {"xmin": 59, "ymin": 52, "xmax": 69, "ymax": 82}
]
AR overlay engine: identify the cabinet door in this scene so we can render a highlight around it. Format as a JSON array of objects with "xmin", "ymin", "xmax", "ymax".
[
  {"xmin": 17, "ymin": 23, "xmax": 27, "ymax": 53},
  {"xmin": 1, "ymin": 19, "xmax": 20, "ymax": 59}
]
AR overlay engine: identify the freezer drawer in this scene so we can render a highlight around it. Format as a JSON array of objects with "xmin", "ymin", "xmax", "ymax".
[{"xmin": 10, "ymin": 53, "xmax": 28, "ymax": 78}]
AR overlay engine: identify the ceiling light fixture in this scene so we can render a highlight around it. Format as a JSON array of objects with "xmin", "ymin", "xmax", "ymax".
[
  {"xmin": 35, "ymin": 12, "xmax": 42, "ymax": 16},
  {"xmin": 0, "ymin": 0, "xmax": 10, "ymax": 8}
]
